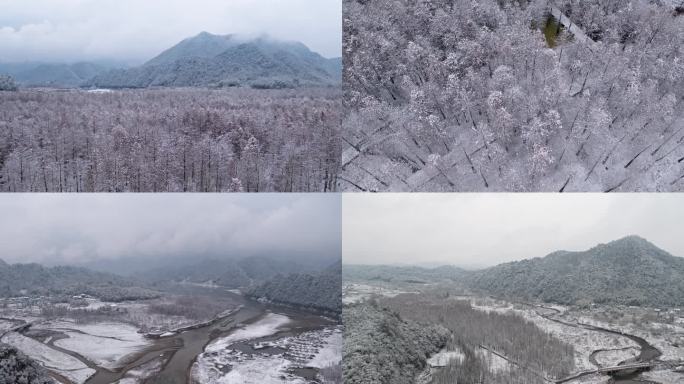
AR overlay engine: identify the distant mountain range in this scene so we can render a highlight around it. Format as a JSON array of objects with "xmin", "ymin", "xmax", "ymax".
[
  {"xmin": 0, "ymin": 33, "xmax": 341, "ymax": 89},
  {"xmin": 138, "ymin": 255, "xmax": 328, "ymax": 288},
  {"xmin": 345, "ymin": 236, "xmax": 684, "ymax": 307},
  {"xmin": 0, "ymin": 61, "xmax": 117, "ymax": 88},
  {"xmin": 344, "ymin": 264, "xmax": 467, "ymax": 284},
  {"xmin": 0, "ymin": 259, "xmax": 157, "ymax": 301}
]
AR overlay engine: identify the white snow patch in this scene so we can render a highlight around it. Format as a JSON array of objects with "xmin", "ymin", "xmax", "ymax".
[
  {"xmin": 42, "ymin": 321, "xmax": 151, "ymax": 370},
  {"xmin": 206, "ymin": 313, "xmax": 290, "ymax": 353},
  {"xmin": 342, "ymin": 283, "xmax": 416, "ymax": 304},
  {"xmin": 307, "ymin": 328, "xmax": 342, "ymax": 369},
  {"xmin": 592, "ymin": 347, "xmax": 639, "ymax": 367},
  {"xmin": 427, "ymin": 347, "xmax": 465, "ymax": 368},
  {"xmin": 194, "ymin": 323, "xmax": 340, "ymax": 384},
  {"xmin": 114, "ymin": 356, "xmax": 165, "ymax": 384}
]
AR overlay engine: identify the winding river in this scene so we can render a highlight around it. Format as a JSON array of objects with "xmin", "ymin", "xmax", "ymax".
[
  {"xmin": 17, "ymin": 286, "xmax": 335, "ymax": 384},
  {"xmin": 537, "ymin": 305, "xmax": 661, "ymax": 384}
]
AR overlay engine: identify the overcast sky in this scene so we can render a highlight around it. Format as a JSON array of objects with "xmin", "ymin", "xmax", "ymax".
[
  {"xmin": 343, "ymin": 194, "xmax": 684, "ymax": 268},
  {"xmin": 0, "ymin": 194, "xmax": 340, "ymax": 265},
  {"xmin": 0, "ymin": 0, "xmax": 341, "ymax": 63}
]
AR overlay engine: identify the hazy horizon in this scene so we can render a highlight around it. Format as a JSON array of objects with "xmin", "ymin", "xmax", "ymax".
[
  {"xmin": 0, "ymin": 0, "xmax": 342, "ymax": 64},
  {"xmin": 0, "ymin": 194, "xmax": 341, "ymax": 266},
  {"xmin": 343, "ymin": 194, "xmax": 684, "ymax": 268}
]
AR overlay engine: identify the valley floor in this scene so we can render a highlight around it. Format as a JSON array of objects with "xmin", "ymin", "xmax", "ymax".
[
  {"xmin": 0, "ymin": 287, "xmax": 341, "ymax": 384},
  {"xmin": 342, "ymin": 281, "xmax": 684, "ymax": 384}
]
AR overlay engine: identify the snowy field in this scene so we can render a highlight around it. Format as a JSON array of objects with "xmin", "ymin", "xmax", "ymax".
[
  {"xmin": 576, "ymin": 313, "xmax": 684, "ymax": 361},
  {"xmin": 113, "ymin": 357, "xmax": 165, "ymax": 384},
  {"xmin": 426, "ymin": 347, "xmax": 464, "ymax": 368},
  {"xmin": 193, "ymin": 313, "xmax": 341, "ymax": 384},
  {"xmin": 591, "ymin": 347, "xmax": 639, "ymax": 367},
  {"xmin": 0, "ymin": 331, "xmax": 96, "ymax": 384},
  {"xmin": 308, "ymin": 328, "xmax": 343, "ymax": 369},
  {"xmin": 35, "ymin": 320, "xmax": 152, "ymax": 370},
  {"xmin": 342, "ymin": 283, "xmax": 416, "ymax": 304},
  {"xmin": 204, "ymin": 313, "xmax": 291, "ymax": 354}
]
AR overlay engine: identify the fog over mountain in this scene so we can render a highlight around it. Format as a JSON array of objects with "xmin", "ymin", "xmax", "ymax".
[
  {"xmin": 0, "ymin": 0, "xmax": 341, "ymax": 63},
  {"xmin": 89, "ymin": 32, "xmax": 341, "ymax": 88},
  {"xmin": 0, "ymin": 0, "xmax": 341, "ymax": 89},
  {"xmin": 0, "ymin": 194, "xmax": 341, "ymax": 266}
]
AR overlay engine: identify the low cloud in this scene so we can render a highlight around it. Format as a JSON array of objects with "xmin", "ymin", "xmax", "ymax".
[
  {"xmin": 0, "ymin": 194, "xmax": 340, "ymax": 265},
  {"xmin": 0, "ymin": 0, "xmax": 342, "ymax": 63}
]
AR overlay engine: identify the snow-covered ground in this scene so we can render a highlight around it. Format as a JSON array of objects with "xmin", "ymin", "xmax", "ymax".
[
  {"xmin": 205, "ymin": 313, "xmax": 291, "ymax": 354},
  {"xmin": 641, "ymin": 368, "xmax": 684, "ymax": 383},
  {"xmin": 193, "ymin": 315, "xmax": 341, "ymax": 384},
  {"xmin": 469, "ymin": 300, "xmax": 637, "ymax": 372},
  {"xmin": 426, "ymin": 347, "xmax": 464, "ymax": 368},
  {"xmin": 211, "ymin": 354, "xmax": 307, "ymax": 384},
  {"xmin": 194, "ymin": 313, "xmax": 293, "ymax": 383},
  {"xmin": 35, "ymin": 320, "xmax": 152, "ymax": 370},
  {"xmin": 577, "ymin": 315, "xmax": 684, "ymax": 361},
  {"xmin": 591, "ymin": 347, "xmax": 639, "ymax": 367},
  {"xmin": 308, "ymin": 328, "xmax": 342, "ymax": 369},
  {"xmin": 342, "ymin": 283, "xmax": 416, "ymax": 304},
  {"xmin": 0, "ymin": 331, "xmax": 96, "ymax": 384},
  {"xmin": 0, "ymin": 319, "xmax": 16, "ymax": 333},
  {"xmin": 113, "ymin": 356, "xmax": 165, "ymax": 384}
]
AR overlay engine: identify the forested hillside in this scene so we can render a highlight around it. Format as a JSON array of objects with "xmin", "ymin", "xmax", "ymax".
[
  {"xmin": 0, "ymin": 88, "xmax": 340, "ymax": 192},
  {"xmin": 0, "ymin": 76, "xmax": 18, "ymax": 92},
  {"xmin": 90, "ymin": 33, "xmax": 341, "ymax": 89},
  {"xmin": 248, "ymin": 262, "xmax": 342, "ymax": 315},
  {"xmin": 382, "ymin": 293, "xmax": 575, "ymax": 382},
  {"xmin": 141, "ymin": 256, "xmax": 321, "ymax": 288},
  {"xmin": 342, "ymin": 0, "xmax": 683, "ymax": 191},
  {"xmin": 0, "ymin": 259, "xmax": 158, "ymax": 301},
  {"xmin": 468, "ymin": 236, "xmax": 684, "ymax": 306},
  {"xmin": 343, "ymin": 302, "xmax": 449, "ymax": 384},
  {"xmin": 0, "ymin": 343, "xmax": 54, "ymax": 384},
  {"xmin": 344, "ymin": 264, "xmax": 466, "ymax": 284}
]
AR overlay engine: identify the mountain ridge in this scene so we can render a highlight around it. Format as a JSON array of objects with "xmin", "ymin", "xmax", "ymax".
[
  {"xmin": 90, "ymin": 32, "xmax": 340, "ymax": 89},
  {"xmin": 344, "ymin": 236, "xmax": 684, "ymax": 307},
  {"xmin": 0, "ymin": 258, "xmax": 159, "ymax": 301},
  {"xmin": 467, "ymin": 235, "xmax": 684, "ymax": 306},
  {"xmin": 0, "ymin": 33, "xmax": 340, "ymax": 89}
]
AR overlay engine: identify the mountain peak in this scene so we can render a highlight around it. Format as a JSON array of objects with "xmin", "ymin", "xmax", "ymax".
[
  {"xmin": 596, "ymin": 235, "xmax": 663, "ymax": 255},
  {"xmin": 196, "ymin": 31, "xmax": 214, "ymax": 38},
  {"xmin": 470, "ymin": 236, "xmax": 684, "ymax": 307},
  {"xmin": 609, "ymin": 234, "xmax": 651, "ymax": 245},
  {"xmin": 92, "ymin": 31, "xmax": 340, "ymax": 88}
]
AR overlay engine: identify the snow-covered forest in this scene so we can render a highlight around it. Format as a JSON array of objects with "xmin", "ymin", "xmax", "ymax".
[
  {"xmin": 381, "ymin": 293, "xmax": 575, "ymax": 383},
  {"xmin": 0, "ymin": 88, "xmax": 340, "ymax": 192},
  {"xmin": 342, "ymin": 0, "xmax": 684, "ymax": 191}
]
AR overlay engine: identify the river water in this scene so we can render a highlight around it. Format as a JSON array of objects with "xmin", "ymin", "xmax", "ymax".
[
  {"xmin": 21, "ymin": 286, "xmax": 336, "ymax": 384},
  {"xmin": 538, "ymin": 306, "xmax": 661, "ymax": 384}
]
